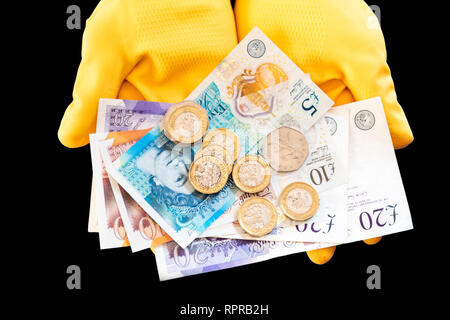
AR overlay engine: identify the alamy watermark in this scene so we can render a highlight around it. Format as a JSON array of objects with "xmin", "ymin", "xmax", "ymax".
[
  {"xmin": 366, "ymin": 265, "xmax": 381, "ymax": 290},
  {"xmin": 66, "ymin": 5, "xmax": 81, "ymax": 30},
  {"xmin": 66, "ymin": 265, "xmax": 81, "ymax": 290}
]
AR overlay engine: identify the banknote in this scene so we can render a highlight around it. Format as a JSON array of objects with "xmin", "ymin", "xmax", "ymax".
[
  {"xmin": 188, "ymin": 27, "xmax": 334, "ymax": 135},
  {"xmin": 154, "ymin": 237, "xmax": 331, "ymax": 281},
  {"xmin": 339, "ymin": 97, "xmax": 413, "ymax": 241},
  {"xmin": 105, "ymin": 125, "xmax": 238, "ymax": 248},
  {"xmin": 87, "ymin": 179, "xmax": 98, "ymax": 232},
  {"xmin": 88, "ymin": 99, "xmax": 170, "ymax": 232},
  {"xmin": 90, "ymin": 133, "xmax": 129, "ymax": 249},
  {"xmin": 201, "ymin": 108, "xmax": 350, "ymax": 243},
  {"xmin": 98, "ymin": 132, "xmax": 173, "ymax": 252},
  {"xmin": 96, "ymin": 98, "xmax": 170, "ymax": 132}
]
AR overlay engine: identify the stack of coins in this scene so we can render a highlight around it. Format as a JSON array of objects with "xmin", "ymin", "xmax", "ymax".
[
  {"xmin": 189, "ymin": 156, "xmax": 230, "ymax": 194},
  {"xmin": 189, "ymin": 128, "xmax": 241, "ymax": 194},
  {"xmin": 203, "ymin": 128, "xmax": 240, "ymax": 162},
  {"xmin": 194, "ymin": 144, "xmax": 234, "ymax": 175}
]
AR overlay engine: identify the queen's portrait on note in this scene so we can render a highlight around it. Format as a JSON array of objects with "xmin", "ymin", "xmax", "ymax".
[{"xmin": 135, "ymin": 139, "xmax": 207, "ymax": 228}]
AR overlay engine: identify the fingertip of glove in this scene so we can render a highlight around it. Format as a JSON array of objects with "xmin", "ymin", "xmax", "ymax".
[
  {"xmin": 306, "ymin": 246, "xmax": 336, "ymax": 265},
  {"xmin": 393, "ymin": 131, "xmax": 414, "ymax": 150},
  {"xmin": 57, "ymin": 128, "xmax": 89, "ymax": 148},
  {"xmin": 362, "ymin": 237, "xmax": 382, "ymax": 245}
]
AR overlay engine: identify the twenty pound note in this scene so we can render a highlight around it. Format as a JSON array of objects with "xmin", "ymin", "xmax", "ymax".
[
  {"xmin": 154, "ymin": 238, "xmax": 327, "ymax": 281},
  {"xmin": 96, "ymin": 98, "xmax": 170, "ymax": 133},
  {"xmin": 341, "ymin": 97, "xmax": 413, "ymax": 241}
]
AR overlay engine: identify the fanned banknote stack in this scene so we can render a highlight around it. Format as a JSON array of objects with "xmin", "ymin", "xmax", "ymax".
[{"xmin": 87, "ymin": 27, "xmax": 413, "ymax": 280}]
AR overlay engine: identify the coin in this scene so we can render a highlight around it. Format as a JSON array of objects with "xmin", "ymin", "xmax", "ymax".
[
  {"xmin": 262, "ymin": 126, "xmax": 308, "ymax": 172},
  {"xmin": 232, "ymin": 155, "xmax": 271, "ymax": 193},
  {"xmin": 279, "ymin": 182, "xmax": 319, "ymax": 221},
  {"xmin": 194, "ymin": 144, "xmax": 234, "ymax": 174},
  {"xmin": 163, "ymin": 101, "xmax": 209, "ymax": 144},
  {"xmin": 189, "ymin": 155, "xmax": 229, "ymax": 194},
  {"xmin": 237, "ymin": 197, "xmax": 277, "ymax": 237},
  {"xmin": 202, "ymin": 128, "xmax": 241, "ymax": 161}
]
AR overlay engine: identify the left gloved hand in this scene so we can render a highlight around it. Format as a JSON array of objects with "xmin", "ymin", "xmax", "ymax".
[{"xmin": 58, "ymin": 0, "xmax": 237, "ymax": 148}]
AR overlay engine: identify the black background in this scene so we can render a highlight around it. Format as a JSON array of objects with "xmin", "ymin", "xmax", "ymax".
[{"xmin": 46, "ymin": 0, "xmax": 437, "ymax": 316}]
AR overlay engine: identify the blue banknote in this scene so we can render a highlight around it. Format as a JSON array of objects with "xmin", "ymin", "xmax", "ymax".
[{"xmin": 107, "ymin": 123, "xmax": 238, "ymax": 248}]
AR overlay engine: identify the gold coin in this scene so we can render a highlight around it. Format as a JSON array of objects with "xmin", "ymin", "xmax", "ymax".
[
  {"xmin": 237, "ymin": 197, "xmax": 278, "ymax": 237},
  {"xmin": 203, "ymin": 128, "xmax": 241, "ymax": 161},
  {"xmin": 232, "ymin": 155, "xmax": 271, "ymax": 193},
  {"xmin": 262, "ymin": 126, "xmax": 308, "ymax": 172},
  {"xmin": 163, "ymin": 101, "xmax": 209, "ymax": 144},
  {"xmin": 194, "ymin": 144, "xmax": 234, "ymax": 175},
  {"xmin": 279, "ymin": 182, "xmax": 319, "ymax": 221},
  {"xmin": 189, "ymin": 156, "xmax": 229, "ymax": 194}
]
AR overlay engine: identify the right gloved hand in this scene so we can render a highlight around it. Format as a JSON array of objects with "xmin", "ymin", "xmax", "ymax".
[
  {"xmin": 235, "ymin": 0, "xmax": 413, "ymax": 265},
  {"xmin": 58, "ymin": 0, "xmax": 237, "ymax": 148}
]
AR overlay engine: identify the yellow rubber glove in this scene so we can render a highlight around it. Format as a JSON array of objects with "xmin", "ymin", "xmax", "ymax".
[
  {"xmin": 58, "ymin": 0, "xmax": 237, "ymax": 148},
  {"xmin": 235, "ymin": 0, "xmax": 413, "ymax": 264},
  {"xmin": 234, "ymin": 0, "xmax": 413, "ymax": 149}
]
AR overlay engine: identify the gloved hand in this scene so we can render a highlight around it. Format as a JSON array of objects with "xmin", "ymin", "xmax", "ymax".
[
  {"xmin": 234, "ymin": 0, "xmax": 413, "ymax": 264},
  {"xmin": 58, "ymin": 0, "xmax": 237, "ymax": 148}
]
